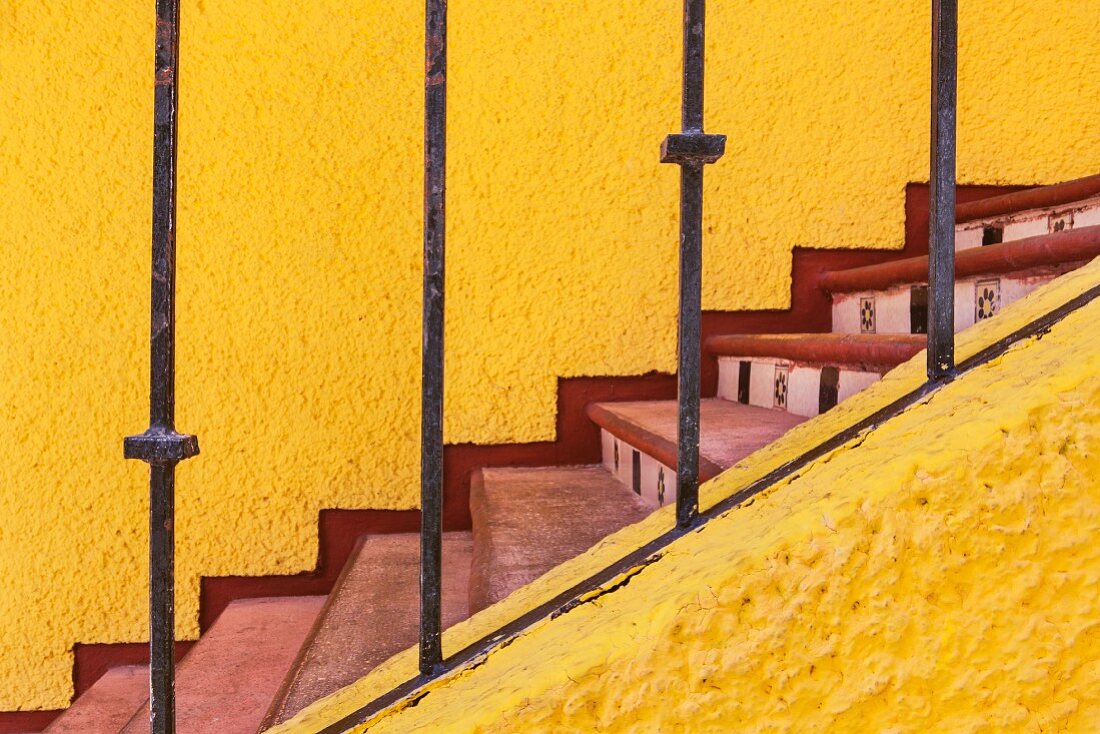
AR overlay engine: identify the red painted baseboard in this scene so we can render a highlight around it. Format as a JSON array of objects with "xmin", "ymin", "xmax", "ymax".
[
  {"xmin": 0, "ymin": 711, "xmax": 58, "ymax": 734},
  {"xmin": 72, "ymin": 641, "xmax": 196, "ymax": 702},
  {"xmin": 0, "ymin": 182, "xmax": 1025, "ymax": 731}
]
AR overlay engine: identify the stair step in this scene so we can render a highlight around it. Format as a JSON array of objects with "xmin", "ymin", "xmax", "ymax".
[
  {"xmin": 823, "ymin": 226, "xmax": 1100, "ymax": 335},
  {"xmin": 120, "ymin": 596, "xmax": 325, "ymax": 734},
  {"xmin": 955, "ymin": 172, "xmax": 1100, "ymax": 246},
  {"xmin": 705, "ymin": 333, "xmax": 924, "ymax": 368},
  {"xmin": 588, "ymin": 399, "xmax": 805, "ymax": 505},
  {"xmin": 263, "ymin": 533, "xmax": 472, "ymax": 728},
  {"xmin": 704, "ymin": 334, "xmax": 922, "ymax": 418},
  {"xmin": 42, "ymin": 666, "xmax": 147, "ymax": 734},
  {"xmin": 469, "ymin": 466, "xmax": 652, "ymax": 614},
  {"xmin": 824, "ymin": 225, "xmax": 1100, "ymax": 294}
]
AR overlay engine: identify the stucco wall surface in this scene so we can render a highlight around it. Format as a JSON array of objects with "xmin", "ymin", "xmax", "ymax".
[
  {"xmin": 272, "ymin": 260, "xmax": 1100, "ymax": 732},
  {"xmin": 2, "ymin": 0, "xmax": 1100, "ymax": 710}
]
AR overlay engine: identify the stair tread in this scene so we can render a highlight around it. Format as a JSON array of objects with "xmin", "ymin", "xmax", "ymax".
[
  {"xmin": 469, "ymin": 466, "xmax": 652, "ymax": 613},
  {"xmin": 704, "ymin": 332, "xmax": 924, "ymax": 368},
  {"xmin": 264, "ymin": 533, "xmax": 472, "ymax": 728},
  {"xmin": 820, "ymin": 224, "xmax": 1100, "ymax": 294},
  {"xmin": 42, "ymin": 666, "xmax": 147, "ymax": 734},
  {"xmin": 588, "ymin": 399, "xmax": 806, "ymax": 481},
  {"xmin": 120, "ymin": 595, "xmax": 325, "ymax": 734},
  {"xmin": 955, "ymin": 172, "xmax": 1100, "ymax": 223}
]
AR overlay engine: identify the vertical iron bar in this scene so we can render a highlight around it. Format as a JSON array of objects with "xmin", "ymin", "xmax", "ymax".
[
  {"xmin": 682, "ymin": 0, "xmax": 705, "ymax": 133},
  {"xmin": 662, "ymin": 0, "xmax": 725, "ymax": 529},
  {"xmin": 150, "ymin": 1, "xmax": 180, "ymax": 431},
  {"xmin": 676, "ymin": 0, "xmax": 705, "ymax": 531},
  {"xmin": 148, "ymin": 464, "xmax": 176, "ymax": 734},
  {"xmin": 124, "ymin": 3, "xmax": 199, "ymax": 734},
  {"xmin": 420, "ymin": 0, "xmax": 447, "ymax": 675},
  {"xmin": 928, "ymin": 0, "xmax": 957, "ymax": 379},
  {"xmin": 147, "ymin": 5, "xmax": 181, "ymax": 730},
  {"xmin": 675, "ymin": 165, "xmax": 703, "ymax": 528}
]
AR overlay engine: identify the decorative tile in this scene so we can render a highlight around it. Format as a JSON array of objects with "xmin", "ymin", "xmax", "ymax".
[
  {"xmin": 838, "ymin": 370, "xmax": 881, "ymax": 403},
  {"xmin": 786, "ymin": 366, "xmax": 820, "ymax": 418},
  {"xmin": 975, "ymin": 279, "xmax": 1001, "ymax": 321},
  {"xmin": 737, "ymin": 360, "xmax": 751, "ymax": 404},
  {"xmin": 716, "ymin": 357, "xmax": 740, "ymax": 402},
  {"xmin": 1004, "ymin": 217, "xmax": 1048, "ymax": 242},
  {"xmin": 748, "ymin": 359, "xmax": 777, "ymax": 408},
  {"xmin": 1049, "ymin": 210, "xmax": 1074, "ymax": 234},
  {"xmin": 639, "ymin": 454, "xmax": 675, "ymax": 509},
  {"xmin": 631, "ymin": 450, "xmax": 641, "ymax": 495},
  {"xmin": 773, "ymin": 364, "xmax": 789, "ymax": 410},
  {"xmin": 1074, "ymin": 203, "xmax": 1100, "ymax": 229},
  {"xmin": 831, "ymin": 293, "xmax": 863, "ymax": 334},
  {"xmin": 954, "ymin": 225, "xmax": 985, "ymax": 251},
  {"xmin": 859, "ymin": 296, "xmax": 876, "ymax": 334},
  {"xmin": 818, "ymin": 366, "xmax": 840, "ymax": 414},
  {"xmin": 909, "ymin": 285, "xmax": 928, "ymax": 334},
  {"xmin": 601, "ymin": 429, "xmax": 616, "ymax": 478}
]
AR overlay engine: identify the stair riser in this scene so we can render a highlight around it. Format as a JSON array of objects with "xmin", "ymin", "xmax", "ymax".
[
  {"xmin": 598, "ymin": 362, "xmax": 838, "ymax": 499},
  {"xmin": 715, "ymin": 358, "xmax": 882, "ymax": 418},
  {"xmin": 832, "ymin": 272, "xmax": 1057, "ymax": 335},
  {"xmin": 956, "ymin": 195, "xmax": 1100, "ymax": 248},
  {"xmin": 600, "ymin": 430, "xmax": 678, "ymax": 509}
]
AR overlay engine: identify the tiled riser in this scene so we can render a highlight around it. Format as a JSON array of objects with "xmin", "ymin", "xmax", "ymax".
[
  {"xmin": 715, "ymin": 358, "xmax": 880, "ymax": 418},
  {"xmin": 832, "ymin": 272, "xmax": 1056, "ymax": 336},
  {"xmin": 600, "ymin": 430, "xmax": 677, "ymax": 510},
  {"xmin": 955, "ymin": 196, "xmax": 1100, "ymax": 249}
]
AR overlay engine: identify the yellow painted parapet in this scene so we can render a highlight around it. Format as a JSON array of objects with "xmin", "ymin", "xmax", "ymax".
[
  {"xmin": 272, "ymin": 260, "xmax": 1100, "ymax": 732},
  {"xmin": 3, "ymin": 0, "xmax": 1100, "ymax": 709}
]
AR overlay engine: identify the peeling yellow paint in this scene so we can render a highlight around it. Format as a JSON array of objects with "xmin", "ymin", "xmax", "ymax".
[
  {"xmin": 3, "ymin": 0, "xmax": 1100, "ymax": 709},
  {"xmin": 271, "ymin": 261, "xmax": 1100, "ymax": 732}
]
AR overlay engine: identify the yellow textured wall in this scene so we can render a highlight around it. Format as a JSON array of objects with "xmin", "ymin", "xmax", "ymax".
[
  {"xmin": 272, "ymin": 260, "xmax": 1100, "ymax": 733},
  {"xmin": 1, "ymin": 0, "xmax": 1099, "ymax": 710}
]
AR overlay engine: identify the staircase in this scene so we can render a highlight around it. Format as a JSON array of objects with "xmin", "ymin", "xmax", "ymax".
[{"xmin": 36, "ymin": 174, "xmax": 1100, "ymax": 734}]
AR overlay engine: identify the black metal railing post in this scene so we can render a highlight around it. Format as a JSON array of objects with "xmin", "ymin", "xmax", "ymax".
[
  {"xmin": 662, "ymin": 0, "xmax": 725, "ymax": 528},
  {"xmin": 928, "ymin": 0, "xmax": 957, "ymax": 379},
  {"xmin": 419, "ymin": 0, "xmax": 447, "ymax": 675},
  {"xmin": 123, "ymin": 3, "xmax": 199, "ymax": 733}
]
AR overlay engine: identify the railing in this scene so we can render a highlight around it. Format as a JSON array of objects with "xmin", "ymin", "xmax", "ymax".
[
  {"xmin": 124, "ymin": 1, "xmax": 197, "ymax": 733},
  {"xmin": 413, "ymin": 0, "xmax": 957, "ymax": 681},
  {"xmin": 929, "ymin": 0, "xmax": 958, "ymax": 378},
  {"xmin": 120, "ymin": 0, "xmax": 956, "ymax": 729},
  {"xmin": 419, "ymin": 0, "xmax": 447, "ymax": 676},
  {"xmin": 661, "ymin": 0, "xmax": 726, "ymax": 529}
]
